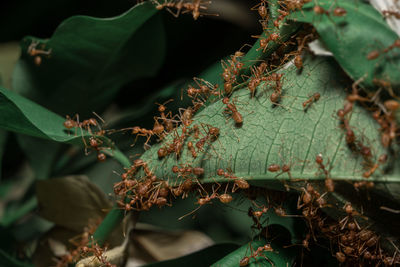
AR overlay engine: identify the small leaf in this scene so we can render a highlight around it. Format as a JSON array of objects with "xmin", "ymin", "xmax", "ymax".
[
  {"xmin": 36, "ymin": 175, "xmax": 111, "ymax": 232},
  {"xmin": 289, "ymin": 0, "xmax": 400, "ymax": 89},
  {"xmin": 13, "ymin": 2, "xmax": 166, "ymax": 116},
  {"xmin": 142, "ymin": 243, "xmax": 239, "ymax": 267}
]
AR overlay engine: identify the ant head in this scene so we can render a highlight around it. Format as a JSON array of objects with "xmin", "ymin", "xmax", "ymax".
[
  {"xmin": 313, "ymin": 5, "xmax": 325, "ymax": 14},
  {"xmin": 156, "ymin": 99, "xmax": 173, "ymax": 112}
]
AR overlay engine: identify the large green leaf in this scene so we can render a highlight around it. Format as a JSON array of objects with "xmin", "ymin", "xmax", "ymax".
[
  {"xmin": 211, "ymin": 238, "xmax": 297, "ymax": 267},
  {"xmin": 141, "ymin": 57, "xmax": 390, "ymax": 186},
  {"xmin": 143, "ymin": 243, "xmax": 239, "ymax": 267},
  {"xmin": 12, "ymin": 1, "xmax": 165, "ymax": 117},
  {"xmin": 289, "ymin": 0, "xmax": 400, "ymax": 90}
]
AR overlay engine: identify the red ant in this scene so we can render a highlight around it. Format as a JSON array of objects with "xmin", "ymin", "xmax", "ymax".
[
  {"xmin": 87, "ymin": 137, "xmax": 108, "ymax": 162},
  {"xmin": 313, "ymin": 5, "xmax": 347, "ymax": 17},
  {"xmin": 315, "ymin": 154, "xmax": 334, "ymax": 192},
  {"xmin": 292, "ymin": 33, "xmax": 315, "ymax": 69},
  {"xmin": 239, "ymin": 243, "xmax": 274, "ymax": 266},
  {"xmin": 27, "ymin": 40, "xmax": 52, "ymax": 66},
  {"xmin": 130, "ymin": 124, "xmax": 164, "ymax": 146},
  {"xmin": 382, "ymin": 10, "xmax": 400, "ymax": 19},
  {"xmin": 195, "ymin": 125, "xmax": 220, "ymax": 151},
  {"xmin": 265, "ymin": 72, "xmax": 283, "ymax": 104},
  {"xmin": 303, "ymin": 92, "xmax": 321, "ymax": 110},
  {"xmin": 267, "ymin": 163, "xmax": 292, "ymax": 180},
  {"xmin": 253, "ymin": 32, "xmax": 280, "ymax": 53},
  {"xmin": 64, "ymin": 113, "xmax": 106, "ymax": 139},
  {"xmin": 186, "ymin": 77, "xmax": 220, "ymax": 101},
  {"xmin": 222, "ymin": 97, "xmax": 243, "ymax": 125},
  {"xmin": 367, "ymin": 39, "xmax": 400, "ymax": 60},
  {"xmin": 250, "ymin": 0, "xmax": 268, "ymax": 20},
  {"xmin": 339, "ymin": 202, "xmax": 362, "ymax": 230},
  {"xmin": 362, "ymin": 154, "xmax": 387, "ymax": 178},
  {"xmin": 172, "ymin": 164, "xmax": 204, "ymax": 177},
  {"xmin": 155, "ymin": 99, "xmax": 176, "ymax": 133},
  {"xmin": 216, "ymin": 168, "xmax": 250, "ymax": 192},
  {"xmin": 152, "ymin": 0, "xmax": 215, "ymax": 20},
  {"xmin": 273, "ymin": 8, "xmax": 290, "ymax": 28},
  {"xmin": 246, "ymin": 62, "xmax": 268, "ymax": 97},
  {"xmin": 187, "ymin": 141, "xmax": 197, "ymax": 158},
  {"xmin": 251, "ymin": 200, "xmax": 269, "ymax": 218}
]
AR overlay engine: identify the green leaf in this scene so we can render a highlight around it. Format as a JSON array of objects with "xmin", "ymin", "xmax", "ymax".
[
  {"xmin": 143, "ymin": 243, "xmax": 239, "ymax": 267},
  {"xmin": 141, "ymin": 56, "xmax": 389, "ymax": 186},
  {"xmin": 289, "ymin": 0, "xmax": 400, "ymax": 89},
  {"xmin": 0, "ymin": 86, "xmax": 131, "ymax": 169},
  {"xmin": 12, "ymin": 1, "xmax": 165, "ymax": 116},
  {"xmin": 36, "ymin": 175, "xmax": 111, "ymax": 232},
  {"xmin": 211, "ymin": 238, "xmax": 297, "ymax": 267},
  {"xmin": 0, "ymin": 130, "xmax": 7, "ymax": 180},
  {"xmin": 0, "ymin": 197, "xmax": 37, "ymax": 227},
  {"xmin": 0, "ymin": 86, "xmax": 81, "ymax": 143},
  {"xmin": 16, "ymin": 135, "xmax": 60, "ymax": 180}
]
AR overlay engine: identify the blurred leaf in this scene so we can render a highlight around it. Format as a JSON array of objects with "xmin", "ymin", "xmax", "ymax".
[
  {"xmin": 16, "ymin": 135, "xmax": 60, "ymax": 180},
  {"xmin": 12, "ymin": 2, "xmax": 166, "ymax": 117},
  {"xmin": 36, "ymin": 175, "xmax": 111, "ymax": 232},
  {"xmin": 0, "ymin": 130, "xmax": 7, "ymax": 180},
  {"xmin": 1, "ymin": 197, "xmax": 37, "ymax": 228},
  {"xmin": 134, "ymin": 227, "xmax": 214, "ymax": 262},
  {"xmin": 141, "ymin": 56, "xmax": 389, "ymax": 186},
  {"xmin": 289, "ymin": 0, "xmax": 400, "ymax": 90},
  {"xmin": 11, "ymin": 214, "xmax": 53, "ymax": 242},
  {"xmin": 0, "ymin": 42, "xmax": 20, "ymax": 89},
  {"xmin": 211, "ymin": 238, "xmax": 297, "ymax": 267},
  {"xmin": 0, "ymin": 164, "xmax": 36, "ymax": 227},
  {"xmin": 32, "ymin": 226, "xmax": 80, "ymax": 267},
  {"xmin": 0, "ymin": 249, "xmax": 33, "ymax": 267},
  {"xmin": 0, "ymin": 0, "xmax": 134, "ymax": 42},
  {"xmin": 143, "ymin": 243, "xmax": 239, "ymax": 267}
]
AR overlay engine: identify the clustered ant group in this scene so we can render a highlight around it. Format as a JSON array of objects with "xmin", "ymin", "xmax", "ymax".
[
  {"xmin": 63, "ymin": 114, "xmax": 108, "ymax": 161},
  {"xmin": 293, "ymin": 182, "xmax": 399, "ymax": 265},
  {"xmin": 240, "ymin": 243, "xmax": 274, "ymax": 266},
  {"xmin": 151, "ymin": 0, "xmax": 216, "ymax": 20},
  {"xmin": 58, "ymin": 0, "xmax": 400, "ymax": 265},
  {"xmin": 55, "ymin": 220, "xmax": 115, "ymax": 267}
]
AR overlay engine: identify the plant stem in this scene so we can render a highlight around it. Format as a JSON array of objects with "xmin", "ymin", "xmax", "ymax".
[
  {"xmin": 93, "ymin": 147, "xmax": 131, "ymax": 246},
  {"xmin": 92, "ymin": 208, "xmax": 125, "ymax": 246},
  {"xmin": 238, "ymin": 0, "xmax": 301, "ymax": 82}
]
